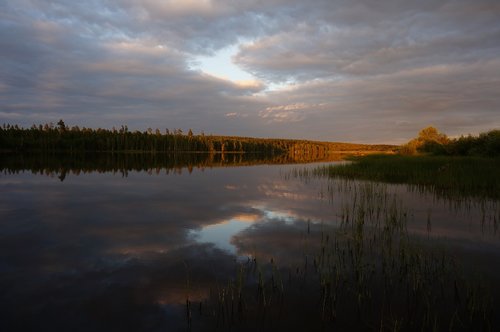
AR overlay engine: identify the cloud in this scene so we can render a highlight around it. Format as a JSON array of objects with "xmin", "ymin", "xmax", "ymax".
[
  {"xmin": 235, "ymin": 1, "xmax": 500, "ymax": 81},
  {"xmin": 1, "ymin": 0, "xmax": 499, "ymax": 142},
  {"xmin": 259, "ymin": 102, "xmax": 327, "ymax": 123}
]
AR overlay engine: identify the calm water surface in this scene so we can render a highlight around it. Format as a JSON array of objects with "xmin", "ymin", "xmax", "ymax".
[{"xmin": 1, "ymin": 160, "xmax": 499, "ymax": 331}]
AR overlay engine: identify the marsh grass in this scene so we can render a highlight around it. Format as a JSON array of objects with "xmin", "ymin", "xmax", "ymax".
[
  {"xmin": 194, "ymin": 180, "xmax": 495, "ymax": 331},
  {"xmin": 314, "ymin": 154, "xmax": 500, "ymax": 200}
]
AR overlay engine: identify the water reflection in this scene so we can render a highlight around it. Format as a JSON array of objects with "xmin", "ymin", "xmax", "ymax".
[
  {"xmin": 0, "ymin": 151, "xmax": 350, "ymax": 181},
  {"xmin": 0, "ymin": 156, "xmax": 499, "ymax": 330},
  {"xmin": 190, "ymin": 218, "xmax": 255, "ymax": 254}
]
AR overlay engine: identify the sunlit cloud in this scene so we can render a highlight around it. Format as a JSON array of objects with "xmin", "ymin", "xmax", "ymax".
[
  {"xmin": 234, "ymin": 79, "xmax": 264, "ymax": 90},
  {"xmin": 259, "ymin": 102, "xmax": 326, "ymax": 123}
]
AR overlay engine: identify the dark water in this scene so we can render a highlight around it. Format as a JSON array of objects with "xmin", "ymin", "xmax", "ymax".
[{"xmin": 1, "ymin": 154, "xmax": 499, "ymax": 331}]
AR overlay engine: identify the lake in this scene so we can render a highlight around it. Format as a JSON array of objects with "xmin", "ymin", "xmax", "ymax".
[{"xmin": 1, "ymin": 154, "xmax": 498, "ymax": 331}]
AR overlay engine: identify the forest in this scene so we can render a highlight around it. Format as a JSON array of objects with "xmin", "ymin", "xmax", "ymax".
[{"xmin": 0, "ymin": 120, "xmax": 394, "ymax": 156}]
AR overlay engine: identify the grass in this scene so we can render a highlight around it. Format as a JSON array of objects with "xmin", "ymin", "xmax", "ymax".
[
  {"xmin": 192, "ymin": 180, "xmax": 495, "ymax": 331},
  {"xmin": 313, "ymin": 154, "xmax": 500, "ymax": 200},
  {"xmin": 178, "ymin": 153, "xmax": 499, "ymax": 330}
]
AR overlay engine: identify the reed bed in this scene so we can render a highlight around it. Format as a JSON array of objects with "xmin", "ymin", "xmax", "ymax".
[
  {"xmin": 313, "ymin": 154, "xmax": 500, "ymax": 200},
  {"xmin": 190, "ymin": 179, "xmax": 495, "ymax": 331}
]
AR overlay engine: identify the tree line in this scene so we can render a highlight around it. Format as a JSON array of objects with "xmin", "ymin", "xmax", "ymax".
[
  {"xmin": 400, "ymin": 126, "xmax": 500, "ymax": 157},
  {"xmin": 0, "ymin": 121, "xmax": 281, "ymax": 154},
  {"xmin": 0, "ymin": 120, "xmax": 394, "ymax": 156}
]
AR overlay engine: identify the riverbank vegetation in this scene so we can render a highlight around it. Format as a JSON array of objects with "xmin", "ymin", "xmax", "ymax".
[
  {"xmin": 313, "ymin": 127, "xmax": 499, "ymax": 199},
  {"xmin": 400, "ymin": 126, "xmax": 500, "ymax": 157},
  {"xmin": 315, "ymin": 154, "xmax": 500, "ymax": 200}
]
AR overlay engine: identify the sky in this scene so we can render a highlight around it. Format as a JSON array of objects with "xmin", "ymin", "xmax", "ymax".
[{"xmin": 1, "ymin": 0, "xmax": 499, "ymax": 143}]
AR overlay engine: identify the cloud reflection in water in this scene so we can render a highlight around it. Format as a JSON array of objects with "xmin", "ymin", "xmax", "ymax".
[{"xmin": 0, "ymin": 163, "xmax": 499, "ymax": 330}]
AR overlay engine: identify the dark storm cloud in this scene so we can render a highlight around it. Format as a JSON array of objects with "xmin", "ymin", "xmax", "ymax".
[{"xmin": 1, "ymin": 0, "xmax": 499, "ymax": 142}]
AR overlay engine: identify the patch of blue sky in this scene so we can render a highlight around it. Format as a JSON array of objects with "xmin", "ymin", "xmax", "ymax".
[{"xmin": 189, "ymin": 44, "xmax": 255, "ymax": 83}]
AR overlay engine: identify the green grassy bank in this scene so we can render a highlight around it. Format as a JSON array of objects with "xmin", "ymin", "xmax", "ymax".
[{"xmin": 315, "ymin": 154, "xmax": 500, "ymax": 200}]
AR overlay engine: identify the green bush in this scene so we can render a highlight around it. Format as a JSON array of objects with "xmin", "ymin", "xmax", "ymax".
[{"xmin": 402, "ymin": 127, "xmax": 499, "ymax": 157}]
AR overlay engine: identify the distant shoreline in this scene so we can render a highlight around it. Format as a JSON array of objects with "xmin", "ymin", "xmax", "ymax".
[{"xmin": 0, "ymin": 122, "xmax": 397, "ymax": 155}]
